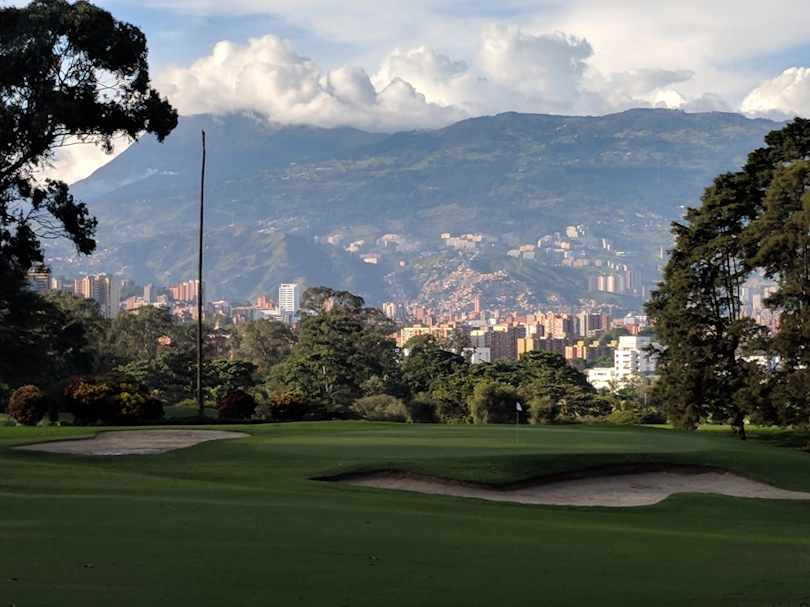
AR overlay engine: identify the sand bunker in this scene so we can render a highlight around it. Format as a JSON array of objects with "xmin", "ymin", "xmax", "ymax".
[
  {"xmin": 14, "ymin": 429, "xmax": 249, "ymax": 456},
  {"xmin": 332, "ymin": 465, "xmax": 810, "ymax": 507}
]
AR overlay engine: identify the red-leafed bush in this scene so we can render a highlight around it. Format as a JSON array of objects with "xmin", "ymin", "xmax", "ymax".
[
  {"xmin": 265, "ymin": 392, "xmax": 310, "ymax": 421},
  {"xmin": 215, "ymin": 390, "xmax": 257, "ymax": 420},
  {"xmin": 7, "ymin": 385, "xmax": 49, "ymax": 426}
]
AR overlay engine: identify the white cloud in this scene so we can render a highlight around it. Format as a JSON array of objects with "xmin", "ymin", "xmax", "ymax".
[
  {"xmin": 371, "ymin": 47, "xmax": 483, "ymax": 112},
  {"xmin": 40, "ymin": 139, "xmax": 130, "ymax": 185},
  {"xmin": 155, "ymin": 34, "xmax": 466, "ymax": 132},
  {"xmin": 586, "ymin": 68, "xmax": 694, "ymax": 98},
  {"xmin": 46, "ymin": 2, "xmax": 810, "ymax": 181},
  {"xmin": 476, "ymin": 25, "xmax": 592, "ymax": 113},
  {"xmin": 740, "ymin": 68, "xmax": 810, "ymax": 119},
  {"xmin": 154, "ymin": 25, "xmax": 608, "ymax": 132}
]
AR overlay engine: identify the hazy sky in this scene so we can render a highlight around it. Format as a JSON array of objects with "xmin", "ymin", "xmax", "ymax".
[{"xmin": 47, "ymin": 0, "xmax": 810, "ymax": 182}]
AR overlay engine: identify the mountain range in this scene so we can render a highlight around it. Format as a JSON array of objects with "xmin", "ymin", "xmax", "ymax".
[{"xmin": 50, "ymin": 109, "xmax": 781, "ymax": 309}]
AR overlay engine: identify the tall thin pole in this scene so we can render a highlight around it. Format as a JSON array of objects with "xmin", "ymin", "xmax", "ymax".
[{"xmin": 196, "ymin": 131, "xmax": 206, "ymax": 417}]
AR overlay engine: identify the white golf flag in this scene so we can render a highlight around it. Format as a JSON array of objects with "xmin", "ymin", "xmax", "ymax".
[{"xmin": 516, "ymin": 402, "xmax": 523, "ymax": 412}]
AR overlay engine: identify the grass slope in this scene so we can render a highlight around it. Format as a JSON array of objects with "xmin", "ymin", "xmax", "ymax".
[{"xmin": 1, "ymin": 423, "xmax": 809, "ymax": 607}]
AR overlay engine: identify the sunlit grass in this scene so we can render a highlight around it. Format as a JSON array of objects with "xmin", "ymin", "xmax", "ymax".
[{"xmin": 1, "ymin": 422, "xmax": 809, "ymax": 607}]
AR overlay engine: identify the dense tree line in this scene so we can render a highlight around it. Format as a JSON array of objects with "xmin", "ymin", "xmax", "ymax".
[
  {"xmin": 647, "ymin": 118, "xmax": 810, "ymax": 436},
  {"xmin": 3, "ymin": 284, "xmax": 641, "ymax": 425}
]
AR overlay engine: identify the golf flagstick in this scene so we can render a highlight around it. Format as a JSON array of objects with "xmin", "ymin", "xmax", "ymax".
[{"xmin": 515, "ymin": 401, "xmax": 523, "ymax": 443}]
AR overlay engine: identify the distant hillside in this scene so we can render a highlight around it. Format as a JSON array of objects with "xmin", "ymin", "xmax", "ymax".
[{"xmin": 55, "ymin": 109, "xmax": 780, "ymax": 306}]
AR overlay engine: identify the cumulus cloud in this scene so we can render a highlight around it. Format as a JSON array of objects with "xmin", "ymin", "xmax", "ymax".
[
  {"xmin": 586, "ymin": 68, "xmax": 694, "ymax": 98},
  {"xmin": 371, "ymin": 47, "xmax": 486, "ymax": 113},
  {"xmin": 155, "ymin": 35, "xmax": 465, "ymax": 132},
  {"xmin": 476, "ymin": 25, "xmax": 592, "ymax": 113},
  {"xmin": 49, "ymin": 14, "xmax": 806, "ymax": 181},
  {"xmin": 740, "ymin": 68, "xmax": 810, "ymax": 119},
  {"xmin": 155, "ymin": 25, "xmax": 612, "ymax": 132}
]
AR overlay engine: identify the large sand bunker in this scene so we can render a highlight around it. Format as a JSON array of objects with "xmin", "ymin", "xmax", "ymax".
[
  {"xmin": 14, "ymin": 429, "xmax": 249, "ymax": 456},
  {"xmin": 330, "ymin": 465, "xmax": 810, "ymax": 507}
]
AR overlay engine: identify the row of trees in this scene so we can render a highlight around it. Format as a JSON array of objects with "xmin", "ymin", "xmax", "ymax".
[
  {"xmin": 3, "ymin": 284, "xmax": 649, "ymax": 425},
  {"xmin": 1, "ymin": 0, "xmax": 178, "ymax": 419},
  {"xmin": 647, "ymin": 118, "xmax": 810, "ymax": 437},
  {"xmin": 214, "ymin": 287, "xmax": 639, "ymax": 424}
]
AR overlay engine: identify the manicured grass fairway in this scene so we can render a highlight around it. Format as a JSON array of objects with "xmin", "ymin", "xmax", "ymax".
[{"xmin": 1, "ymin": 423, "xmax": 810, "ymax": 607}]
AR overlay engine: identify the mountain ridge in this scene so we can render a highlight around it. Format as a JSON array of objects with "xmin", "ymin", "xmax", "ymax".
[{"xmin": 53, "ymin": 109, "xmax": 781, "ymax": 308}]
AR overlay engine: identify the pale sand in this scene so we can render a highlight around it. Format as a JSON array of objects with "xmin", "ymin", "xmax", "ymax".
[
  {"xmin": 337, "ymin": 468, "xmax": 810, "ymax": 507},
  {"xmin": 14, "ymin": 429, "xmax": 249, "ymax": 456}
]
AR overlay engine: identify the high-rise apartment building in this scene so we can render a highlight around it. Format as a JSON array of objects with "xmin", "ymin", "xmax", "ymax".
[
  {"xmin": 614, "ymin": 335, "xmax": 657, "ymax": 380},
  {"xmin": 26, "ymin": 269, "xmax": 52, "ymax": 294},
  {"xmin": 79, "ymin": 273, "xmax": 120, "ymax": 318},
  {"xmin": 169, "ymin": 280, "xmax": 204, "ymax": 305},
  {"xmin": 278, "ymin": 283, "xmax": 300, "ymax": 315}
]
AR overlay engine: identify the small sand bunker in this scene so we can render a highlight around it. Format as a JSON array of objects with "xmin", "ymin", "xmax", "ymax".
[
  {"xmin": 15, "ymin": 429, "xmax": 249, "ymax": 456},
  {"xmin": 332, "ymin": 466, "xmax": 810, "ymax": 507}
]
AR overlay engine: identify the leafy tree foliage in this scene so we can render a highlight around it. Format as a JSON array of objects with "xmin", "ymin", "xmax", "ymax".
[
  {"xmin": 647, "ymin": 118, "xmax": 810, "ymax": 433},
  {"xmin": 0, "ymin": 0, "xmax": 177, "ymax": 275},
  {"xmin": 0, "ymin": 278, "xmax": 101, "ymax": 388},
  {"xmin": 0, "ymin": 0, "xmax": 176, "ymax": 397},
  {"xmin": 230, "ymin": 319, "xmax": 296, "ymax": 369},
  {"xmin": 283, "ymin": 292, "xmax": 400, "ymax": 413},
  {"xmin": 102, "ymin": 306, "xmax": 181, "ymax": 367},
  {"xmin": 468, "ymin": 380, "xmax": 519, "ymax": 424},
  {"xmin": 117, "ymin": 352, "xmax": 257, "ymax": 404},
  {"xmin": 117, "ymin": 350, "xmax": 196, "ymax": 404},
  {"xmin": 401, "ymin": 334, "xmax": 468, "ymax": 397},
  {"xmin": 207, "ymin": 360, "xmax": 257, "ymax": 401}
]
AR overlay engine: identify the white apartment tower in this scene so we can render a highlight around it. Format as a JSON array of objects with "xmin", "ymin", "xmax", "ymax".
[
  {"xmin": 278, "ymin": 283, "xmax": 300, "ymax": 315},
  {"xmin": 614, "ymin": 335, "xmax": 657, "ymax": 380},
  {"xmin": 587, "ymin": 335, "xmax": 660, "ymax": 391}
]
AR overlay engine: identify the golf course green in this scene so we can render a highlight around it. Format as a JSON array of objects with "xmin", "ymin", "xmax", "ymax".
[{"xmin": 1, "ymin": 422, "xmax": 809, "ymax": 606}]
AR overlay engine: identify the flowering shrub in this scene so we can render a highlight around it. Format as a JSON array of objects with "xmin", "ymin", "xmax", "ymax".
[
  {"xmin": 265, "ymin": 392, "xmax": 310, "ymax": 421},
  {"xmin": 64, "ymin": 377, "xmax": 163, "ymax": 423},
  {"xmin": 64, "ymin": 378, "xmax": 117, "ymax": 423},
  {"xmin": 114, "ymin": 383, "xmax": 164, "ymax": 421}
]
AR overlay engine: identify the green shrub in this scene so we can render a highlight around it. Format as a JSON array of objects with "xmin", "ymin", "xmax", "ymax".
[
  {"xmin": 215, "ymin": 390, "xmax": 257, "ymax": 420},
  {"xmin": 350, "ymin": 394, "xmax": 411, "ymax": 422},
  {"xmin": 113, "ymin": 383, "xmax": 164, "ymax": 421},
  {"xmin": 527, "ymin": 396, "xmax": 560, "ymax": 425},
  {"xmin": 607, "ymin": 409, "xmax": 667, "ymax": 425},
  {"xmin": 407, "ymin": 393, "xmax": 438, "ymax": 423},
  {"xmin": 257, "ymin": 392, "xmax": 310, "ymax": 421},
  {"xmin": 468, "ymin": 381, "xmax": 519, "ymax": 424},
  {"xmin": 7, "ymin": 385, "xmax": 49, "ymax": 426}
]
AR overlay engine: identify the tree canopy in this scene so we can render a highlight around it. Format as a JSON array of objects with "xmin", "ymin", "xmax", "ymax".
[
  {"xmin": 647, "ymin": 118, "xmax": 810, "ymax": 435},
  {"xmin": 0, "ymin": 0, "xmax": 177, "ymax": 275}
]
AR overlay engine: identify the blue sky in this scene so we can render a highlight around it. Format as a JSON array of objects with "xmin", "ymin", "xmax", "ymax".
[{"xmin": 41, "ymin": 0, "xmax": 810, "ymax": 181}]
